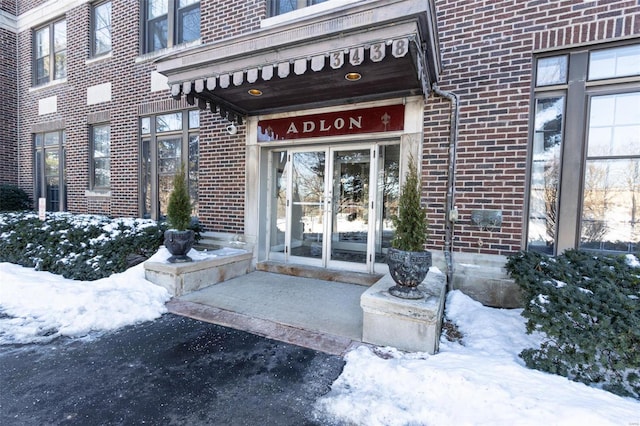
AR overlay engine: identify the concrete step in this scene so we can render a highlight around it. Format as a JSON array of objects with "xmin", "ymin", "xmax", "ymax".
[{"xmin": 256, "ymin": 260, "xmax": 382, "ymax": 286}]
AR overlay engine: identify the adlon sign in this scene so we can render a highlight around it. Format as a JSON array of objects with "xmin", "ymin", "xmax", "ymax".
[{"xmin": 257, "ymin": 104, "xmax": 405, "ymax": 142}]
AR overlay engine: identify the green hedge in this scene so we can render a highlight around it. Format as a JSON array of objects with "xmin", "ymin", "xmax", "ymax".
[
  {"xmin": 0, "ymin": 212, "xmax": 166, "ymax": 280},
  {"xmin": 506, "ymin": 249, "xmax": 640, "ymax": 400},
  {"xmin": 0, "ymin": 185, "xmax": 32, "ymax": 211}
]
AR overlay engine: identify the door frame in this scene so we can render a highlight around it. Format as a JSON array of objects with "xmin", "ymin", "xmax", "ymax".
[{"xmin": 266, "ymin": 141, "xmax": 399, "ymax": 273}]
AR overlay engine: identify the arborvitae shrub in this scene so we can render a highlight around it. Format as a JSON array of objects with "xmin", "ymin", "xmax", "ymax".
[
  {"xmin": 166, "ymin": 165, "xmax": 192, "ymax": 231},
  {"xmin": 506, "ymin": 249, "xmax": 640, "ymax": 400},
  {"xmin": 391, "ymin": 157, "xmax": 428, "ymax": 252}
]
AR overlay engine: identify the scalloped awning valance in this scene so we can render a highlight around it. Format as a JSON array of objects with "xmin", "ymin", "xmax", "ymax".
[{"xmin": 155, "ymin": 0, "xmax": 440, "ymax": 122}]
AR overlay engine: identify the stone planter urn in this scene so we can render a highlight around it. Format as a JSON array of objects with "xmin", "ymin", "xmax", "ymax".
[
  {"xmin": 164, "ymin": 229, "xmax": 195, "ymax": 263},
  {"xmin": 387, "ymin": 247, "xmax": 432, "ymax": 299}
]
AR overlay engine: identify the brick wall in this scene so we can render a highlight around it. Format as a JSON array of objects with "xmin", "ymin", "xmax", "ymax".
[
  {"xmin": 426, "ymin": 0, "xmax": 640, "ymax": 257},
  {"xmin": 15, "ymin": 0, "xmax": 639, "ymax": 242},
  {"xmin": 194, "ymin": 0, "xmax": 263, "ymax": 232},
  {"xmin": 17, "ymin": 0, "xmax": 47, "ymax": 16},
  {"xmin": 0, "ymin": 26, "xmax": 17, "ymax": 186},
  {"xmin": 1, "ymin": 0, "xmax": 16, "ymax": 13},
  {"xmin": 15, "ymin": 0, "xmax": 266, "ymax": 228}
]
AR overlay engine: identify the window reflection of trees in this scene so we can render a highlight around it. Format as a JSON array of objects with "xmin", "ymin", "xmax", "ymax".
[
  {"xmin": 580, "ymin": 92, "xmax": 640, "ymax": 252},
  {"xmin": 528, "ymin": 97, "xmax": 563, "ymax": 253}
]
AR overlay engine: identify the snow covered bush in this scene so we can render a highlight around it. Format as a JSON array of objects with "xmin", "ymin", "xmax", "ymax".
[
  {"xmin": 0, "ymin": 212, "xmax": 165, "ymax": 280},
  {"xmin": 506, "ymin": 249, "xmax": 640, "ymax": 400}
]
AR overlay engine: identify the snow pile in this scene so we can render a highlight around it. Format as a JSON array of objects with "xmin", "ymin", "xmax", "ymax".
[
  {"xmin": 315, "ymin": 291, "xmax": 640, "ymax": 425},
  {"xmin": 0, "ymin": 249, "xmax": 170, "ymax": 344}
]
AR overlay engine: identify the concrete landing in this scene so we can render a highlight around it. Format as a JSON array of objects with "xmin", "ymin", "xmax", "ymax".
[{"xmin": 168, "ymin": 271, "xmax": 368, "ymax": 355}]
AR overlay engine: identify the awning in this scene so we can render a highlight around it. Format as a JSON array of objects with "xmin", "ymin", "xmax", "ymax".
[{"xmin": 155, "ymin": 0, "xmax": 441, "ymax": 122}]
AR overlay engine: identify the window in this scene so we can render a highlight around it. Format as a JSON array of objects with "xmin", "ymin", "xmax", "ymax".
[
  {"xmin": 91, "ymin": 124, "xmax": 111, "ymax": 189},
  {"xmin": 143, "ymin": 0, "xmax": 200, "ymax": 54},
  {"xmin": 92, "ymin": 1, "xmax": 112, "ymax": 56},
  {"xmin": 267, "ymin": 0, "xmax": 328, "ymax": 17},
  {"xmin": 527, "ymin": 43, "xmax": 640, "ymax": 255},
  {"xmin": 34, "ymin": 19, "xmax": 66, "ymax": 85},
  {"xmin": 140, "ymin": 110, "xmax": 199, "ymax": 220},
  {"xmin": 34, "ymin": 130, "xmax": 66, "ymax": 211}
]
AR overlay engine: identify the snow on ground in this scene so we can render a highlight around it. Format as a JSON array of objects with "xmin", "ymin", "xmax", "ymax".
[
  {"xmin": 1, "ymin": 249, "xmax": 639, "ymax": 425},
  {"xmin": 0, "ymin": 249, "xmax": 171, "ymax": 344},
  {"xmin": 315, "ymin": 290, "xmax": 640, "ymax": 425}
]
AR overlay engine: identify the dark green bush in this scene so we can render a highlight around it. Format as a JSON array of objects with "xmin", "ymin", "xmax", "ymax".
[
  {"xmin": 0, "ymin": 212, "xmax": 167, "ymax": 280},
  {"xmin": 0, "ymin": 184, "xmax": 32, "ymax": 211},
  {"xmin": 506, "ymin": 250, "xmax": 640, "ymax": 400}
]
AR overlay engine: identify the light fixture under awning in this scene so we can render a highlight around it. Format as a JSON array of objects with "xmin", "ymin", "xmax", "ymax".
[{"xmin": 155, "ymin": 0, "xmax": 441, "ymax": 119}]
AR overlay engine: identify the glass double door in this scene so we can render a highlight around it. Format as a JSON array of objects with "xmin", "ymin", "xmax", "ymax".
[{"xmin": 269, "ymin": 144, "xmax": 400, "ymax": 272}]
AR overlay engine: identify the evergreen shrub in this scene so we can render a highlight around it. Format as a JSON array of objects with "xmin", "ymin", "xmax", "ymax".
[
  {"xmin": 391, "ymin": 156, "xmax": 428, "ymax": 252},
  {"xmin": 0, "ymin": 212, "xmax": 166, "ymax": 280},
  {"xmin": 0, "ymin": 184, "xmax": 32, "ymax": 211},
  {"xmin": 506, "ymin": 249, "xmax": 640, "ymax": 400},
  {"xmin": 166, "ymin": 165, "xmax": 192, "ymax": 231}
]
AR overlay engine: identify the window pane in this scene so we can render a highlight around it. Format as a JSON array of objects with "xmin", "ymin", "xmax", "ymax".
[
  {"xmin": 147, "ymin": 0, "xmax": 168, "ymax": 19},
  {"xmin": 141, "ymin": 139, "xmax": 152, "ymax": 218},
  {"xmin": 94, "ymin": 28, "xmax": 111, "ymax": 55},
  {"xmin": 93, "ymin": 126, "xmax": 110, "ymax": 157},
  {"xmin": 94, "ymin": 2, "xmax": 112, "ymax": 55},
  {"xmin": 189, "ymin": 134, "xmax": 199, "ymax": 216},
  {"xmin": 35, "ymin": 27, "xmax": 49, "ymax": 58},
  {"xmin": 271, "ymin": 0, "xmax": 296, "ymax": 16},
  {"xmin": 45, "ymin": 150, "xmax": 59, "ymax": 176},
  {"xmin": 36, "ymin": 57, "xmax": 49, "ymax": 85},
  {"xmin": 580, "ymin": 159, "xmax": 639, "ymax": 253},
  {"xmin": 53, "ymin": 21, "xmax": 66, "ymax": 51},
  {"xmin": 536, "ymin": 56, "xmax": 568, "ymax": 86},
  {"xmin": 93, "ymin": 125, "xmax": 111, "ymax": 188},
  {"xmin": 158, "ymin": 137, "xmax": 182, "ymax": 217},
  {"xmin": 158, "ymin": 138, "xmax": 181, "ymax": 173},
  {"xmin": 587, "ymin": 92, "xmax": 640, "ymax": 157},
  {"xmin": 141, "ymin": 117, "xmax": 151, "ymax": 134},
  {"xmin": 53, "ymin": 21, "xmax": 66, "ymax": 79},
  {"xmin": 54, "ymin": 51, "xmax": 66, "ymax": 79},
  {"xmin": 148, "ymin": 17, "xmax": 168, "ymax": 51},
  {"xmin": 589, "ymin": 44, "xmax": 640, "ymax": 80},
  {"xmin": 94, "ymin": 158, "xmax": 111, "ymax": 188},
  {"xmin": 178, "ymin": 5, "xmax": 200, "ymax": 43},
  {"xmin": 35, "ymin": 27, "xmax": 50, "ymax": 84},
  {"xmin": 527, "ymin": 97, "xmax": 564, "ymax": 254},
  {"xmin": 140, "ymin": 117, "xmax": 151, "ymax": 135},
  {"xmin": 188, "ymin": 110, "xmax": 199, "ymax": 128},
  {"xmin": 35, "ymin": 150, "xmax": 43, "ymax": 199},
  {"xmin": 44, "ymin": 132, "xmax": 59, "ymax": 146},
  {"xmin": 156, "ymin": 113, "xmax": 182, "ymax": 132}
]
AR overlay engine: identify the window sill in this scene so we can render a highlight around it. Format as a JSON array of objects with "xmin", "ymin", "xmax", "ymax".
[
  {"xmin": 86, "ymin": 52, "xmax": 112, "ymax": 65},
  {"xmin": 135, "ymin": 39, "xmax": 202, "ymax": 64},
  {"xmin": 29, "ymin": 78, "xmax": 68, "ymax": 93},
  {"xmin": 86, "ymin": 189, "xmax": 111, "ymax": 198}
]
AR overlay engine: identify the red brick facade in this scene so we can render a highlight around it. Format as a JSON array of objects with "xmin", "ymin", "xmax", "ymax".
[
  {"xmin": 425, "ymin": 0, "xmax": 640, "ymax": 256},
  {"xmin": 0, "ymin": 0, "xmax": 17, "ymax": 185},
  {"xmin": 5, "ymin": 0, "xmax": 640, "ymax": 260}
]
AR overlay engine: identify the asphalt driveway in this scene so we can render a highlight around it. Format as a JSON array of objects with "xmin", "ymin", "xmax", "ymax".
[{"xmin": 0, "ymin": 314, "xmax": 345, "ymax": 425}]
